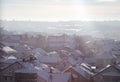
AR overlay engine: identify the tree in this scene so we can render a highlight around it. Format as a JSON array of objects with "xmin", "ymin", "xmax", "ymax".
[
  {"xmin": 0, "ymin": 27, "xmax": 4, "ymax": 36},
  {"xmin": 0, "ymin": 27, "xmax": 4, "ymax": 40},
  {"xmin": 73, "ymin": 35, "xmax": 94, "ymax": 57}
]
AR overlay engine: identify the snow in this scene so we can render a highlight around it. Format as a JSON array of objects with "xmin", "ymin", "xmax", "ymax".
[
  {"xmin": 4, "ymin": 59, "xmax": 17, "ymax": 64},
  {"xmin": 64, "ymin": 44, "xmax": 75, "ymax": 50},
  {"xmin": 33, "ymin": 60, "xmax": 49, "ymax": 69},
  {"xmin": 7, "ymin": 55, "xmax": 17, "ymax": 59},
  {"xmin": 59, "ymin": 50, "xmax": 70, "ymax": 56},
  {"xmin": 0, "ymin": 59, "xmax": 18, "ymax": 70},
  {"xmin": 20, "ymin": 62, "xmax": 34, "ymax": 69},
  {"xmin": 75, "ymin": 50, "xmax": 82, "ymax": 55},
  {"xmin": 99, "ymin": 65, "xmax": 111, "ymax": 72},
  {"xmin": 32, "ymin": 48, "xmax": 47, "ymax": 56},
  {"xmin": 64, "ymin": 64, "xmax": 94, "ymax": 80},
  {"xmin": 72, "ymin": 65, "xmax": 94, "ymax": 80},
  {"xmin": 63, "ymin": 66, "xmax": 73, "ymax": 73},
  {"xmin": 2, "ymin": 46, "xmax": 17, "ymax": 54}
]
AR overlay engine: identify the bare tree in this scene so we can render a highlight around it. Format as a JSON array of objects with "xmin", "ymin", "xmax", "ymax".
[{"xmin": 0, "ymin": 27, "xmax": 4, "ymax": 39}]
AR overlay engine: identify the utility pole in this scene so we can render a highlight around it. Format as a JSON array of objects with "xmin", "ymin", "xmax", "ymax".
[{"xmin": 48, "ymin": 67, "xmax": 53, "ymax": 82}]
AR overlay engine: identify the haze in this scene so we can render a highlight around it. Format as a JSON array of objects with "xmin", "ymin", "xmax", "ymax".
[{"xmin": 1, "ymin": 0, "xmax": 120, "ymax": 21}]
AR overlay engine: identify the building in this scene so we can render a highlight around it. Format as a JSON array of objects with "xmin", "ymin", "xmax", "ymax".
[
  {"xmin": 95, "ymin": 52, "xmax": 114, "ymax": 67},
  {"xmin": 0, "ymin": 59, "xmax": 24, "ymax": 82},
  {"xmin": 63, "ymin": 63, "xmax": 95, "ymax": 82},
  {"xmin": 38, "ymin": 69, "xmax": 71, "ymax": 82},
  {"xmin": 47, "ymin": 34, "xmax": 67, "ymax": 50},
  {"xmin": 0, "ymin": 44, "xmax": 17, "ymax": 57},
  {"xmin": 92, "ymin": 64, "xmax": 120, "ymax": 82},
  {"xmin": 15, "ymin": 69, "xmax": 38, "ymax": 82},
  {"xmin": 1, "ymin": 35, "xmax": 21, "ymax": 48},
  {"xmin": 39, "ymin": 51, "xmax": 61, "ymax": 67}
]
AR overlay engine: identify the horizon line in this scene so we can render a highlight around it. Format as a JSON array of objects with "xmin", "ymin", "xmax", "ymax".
[{"xmin": 1, "ymin": 19, "xmax": 120, "ymax": 22}]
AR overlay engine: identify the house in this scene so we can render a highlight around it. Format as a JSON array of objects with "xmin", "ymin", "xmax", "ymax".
[
  {"xmin": 63, "ymin": 62, "xmax": 120, "ymax": 82},
  {"xmin": 14, "ymin": 45, "xmax": 32, "ymax": 59},
  {"xmin": 38, "ymin": 72, "xmax": 71, "ymax": 82},
  {"xmin": 38, "ymin": 68, "xmax": 71, "ymax": 82},
  {"xmin": 33, "ymin": 60, "xmax": 47, "ymax": 66},
  {"xmin": 2, "ymin": 46, "xmax": 17, "ymax": 56},
  {"xmin": 0, "ymin": 45, "xmax": 17, "ymax": 57},
  {"xmin": 39, "ymin": 51, "xmax": 62, "ymax": 67},
  {"xmin": 95, "ymin": 52, "xmax": 114, "ymax": 67},
  {"xmin": 1, "ymin": 35, "xmax": 21, "ymax": 48},
  {"xmin": 32, "ymin": 48, "xmax": 48, "ymax": 58},
  {"xmin": 0, "ymin": 59, "xmax": 39, "ymax": 82},
  {"xmin": 63, "ymin": 63, "xmax": 95, "ymax": 82},
  {"xmin": 15, "ymin": 69, "xmax": 38, "ymax": 82},
  {"xmin": 47, "ymin": 34, "xmax": 67, "ymax": 50},
  {"xmin": 91, "ymin": 64, "xmax": 120, "ymax": 82},
  {"xmin": 0, "ymin": 59, "xmax": 24, "ymax": 82}
]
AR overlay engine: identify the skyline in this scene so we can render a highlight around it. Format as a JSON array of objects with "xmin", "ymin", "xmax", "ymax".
[{"xmin": 0, "ymin": 0, "xmax": 120, "ymax": 21}]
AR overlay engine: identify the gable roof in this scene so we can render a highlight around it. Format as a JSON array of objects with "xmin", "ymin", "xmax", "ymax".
[
  {"xmin": 1, "ymin": 46, "xmax": 17, "ymax": 54},
  {"xmin": 0, "ymin": 61, "xmax": 24, "ymax": 72},
  {"xmin": 92, "ymin": 64, "xmax": 120, "ymax": 78},
  {"xmin": 63, "ymin": 64, "xmax": 95, "ymax": 80}
]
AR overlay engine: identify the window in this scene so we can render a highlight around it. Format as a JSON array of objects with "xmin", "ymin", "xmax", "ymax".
[
  {"xmin": 10, "ymin": 76, "xmax": 13, "ymax": 80},
  {"xmin": 4, "ymin": 76, "xmax": 7, "ymax": 80}
]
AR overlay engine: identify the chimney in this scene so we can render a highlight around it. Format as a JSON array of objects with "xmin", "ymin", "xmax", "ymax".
[
  {"xmin": 50, "ymin": 67, "xmax": 54, "ymax": 73},
  {"xmin": 91, "ymin": 66, "xmax": 96, "ymax": 73}
]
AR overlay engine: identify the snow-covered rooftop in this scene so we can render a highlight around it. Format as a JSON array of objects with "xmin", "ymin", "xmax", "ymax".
[
  {"xmin": 32, "ymin": 48, "xmax": 47, "ymax": 55},
  {"xmin": 19, "ymin": 62, "xmax": 34, "ymax": 69},
  {"xmin": 4, "ymin": 59, "xmax": 17, "ymax": 64},
  {"xmin": 7, "ymin": 55, "xmax": 17, "ymax": 59},
  {"xmin": 2, "ymin": 46, "xmax": 17, "ymax": 54},
  {"xmin": 73, "ymin": 65, "xmax": 94, "ymax": 80}
]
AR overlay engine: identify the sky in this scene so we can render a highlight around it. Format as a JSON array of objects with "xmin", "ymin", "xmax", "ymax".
[{"xmin": 0, "ymin": 0, "xmax": 120, "ymax": 21}]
